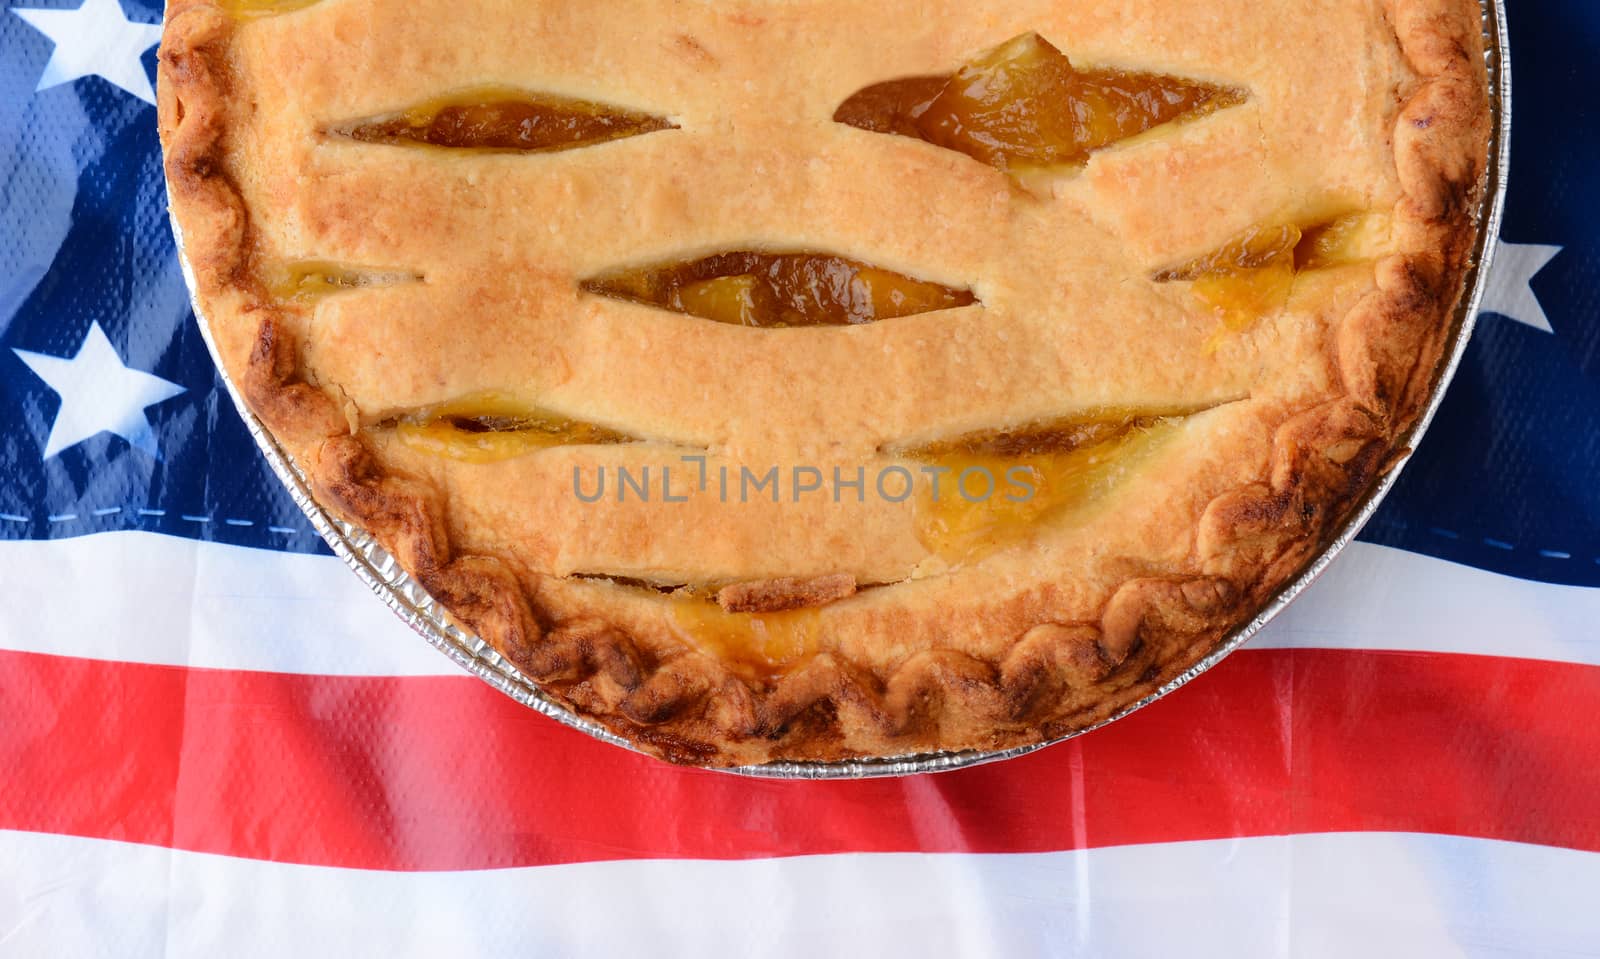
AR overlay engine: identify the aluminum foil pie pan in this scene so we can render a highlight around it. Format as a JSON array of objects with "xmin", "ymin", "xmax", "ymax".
[{"xmin": 168, "ymin": 0, "xmax": 1510, "ymax": 779}]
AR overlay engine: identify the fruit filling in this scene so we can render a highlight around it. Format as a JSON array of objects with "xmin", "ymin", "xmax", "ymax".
[
  {"xmin": 220, "ymin": 0, "xmax": 321, "ymax": 16},
  {"xmin": 1155, "ymin": 211, "xmax": 1391, "ymax": 332},
  {"xmin": 263, "ymin": 261, "xmax": 420, "ymax": 303},
  {"xmin": 391, "ymin": 392, "xmax": 635, "ymax": 462},
  {"xmin": 834, "ymin": 32, "xmax": 1244, "ymax": 174},
  {"xmin": 1294, "ymin": 212, "xmax": 1393, "ymax": 271},
  {"xmin": 582, "ymin": 252, "xmax": 977, "ymax": 327},
  {"xmin": 668, "ymin": 599, "xmax": 821, "ymax": 683},
  {"xmin": 332, "ymin": 86, "xmax": 676, "ymax": 153},
  {"xmin": 900, "ymin": 406, "xmax": 1219, "ymax": 562}
]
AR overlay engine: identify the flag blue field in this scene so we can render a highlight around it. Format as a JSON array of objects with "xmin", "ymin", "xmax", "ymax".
[{"xmin": 1, "ymin": 0, "xmax": 325, "ymax": 553}]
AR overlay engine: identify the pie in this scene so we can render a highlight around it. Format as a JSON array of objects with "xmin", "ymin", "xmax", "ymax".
[{"xmin": 157, "ymin": 0, "xmax": 1492, "ymax": 766}]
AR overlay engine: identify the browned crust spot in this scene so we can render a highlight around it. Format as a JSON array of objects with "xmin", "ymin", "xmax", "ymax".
[
  {"xmin": 715, "ymin": 573, "xmax": 859, "ymax": 613},
  {"xmin": 157, "ymin": 0, "xmax": 1490, "ymax": 767}
]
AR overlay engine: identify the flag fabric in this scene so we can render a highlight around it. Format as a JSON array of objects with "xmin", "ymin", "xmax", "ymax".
[{"xmin": 1, "ymin": 1, "xmax": 1597, "ymax": 955}]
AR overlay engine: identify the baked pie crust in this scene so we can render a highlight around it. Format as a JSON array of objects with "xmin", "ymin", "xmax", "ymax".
[{"xmin": 158, "ymin": 0, "xmax": 1492, "ymax": 766}]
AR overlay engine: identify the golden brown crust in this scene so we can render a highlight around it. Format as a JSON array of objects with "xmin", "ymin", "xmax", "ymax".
[
  {"xmin": 715, "ymin": 574, "xmax": 859, "ymax": 613},
  {"xmin": 159, "ymin": 0, "xmax": 1490, "ymax": 766}
]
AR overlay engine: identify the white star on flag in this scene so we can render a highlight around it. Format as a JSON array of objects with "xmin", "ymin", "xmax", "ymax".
[
  {"xmin": 12, "ymin": 0, "xmax": 164, "ymax": 106},
  {"xmin": 1480, "ymin": 238, "xmax": 1562, "ymax": 334},
  {"xmin": 13, "ymin": 322, "xmax": 185, "ymax": 460}
]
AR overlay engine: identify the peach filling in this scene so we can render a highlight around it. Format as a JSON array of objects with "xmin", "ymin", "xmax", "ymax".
[
  {"xmin": 668, "ymin": 600, "xmax": 821, "ymax": 683},
  {"xmin": 391, "ymin": 392, "xmax": 634, "ymax": 463},
  {"xmin": 901, "ymin": 407, "xmax": 1217, "ymax": 562},
  {"xmin": 219, "ymin": 0, "xmax": 321, "ymax": 16},
  {"xmin": 834, "ymin": 32, "xmax": 1244, "ymax": 173},
  {"xmin": 332, "ymin": 86, "xmax": 675, "ymax": 153},
  {"xmin": 263, "ymin": 261, "xmax": 419, "ymax": 303},
  {"xmin": 583, "ymin": 252, "xmax": 976, "ymax": 327},
  {"xmin": 1156, "ymin": 212, "xmax": 1392, "ymax": 332}
]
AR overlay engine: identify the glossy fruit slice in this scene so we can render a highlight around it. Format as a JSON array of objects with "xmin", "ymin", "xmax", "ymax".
[
  {"xmin": 583, "ymin": 252, "xmax": 977, "ymax": 327},
  {"xmin": 1155, "ymin": 210, "xmax": 1393, "ymax": 333},
  {"xmin": 331, "ymin": 86, "xmax": 675, "ymax": 153},
  {"xmin": 263, "ymin": 261, "xmax": 421, "ymax": 304},
  {"xmin": 392, "ymin": 392, "xmax": 635, "ymax": 462},
  {"xmin": 1156, "ymin": 225, "xmax": 1301, "ymax": 332},
  {"xmin": 219, "ymin": 0, "xmax": 321, "ymax": 16},
  {"xmin": 900, "ymin": 406, "xmax": 1219, "ymax": 563},
  {"xmin": 668, "ymin": 599, "xmax": 821, "ymax": 683},
  {"xmin": 1294, "ymin": 212, "xmax": 1394, "ymax": 271},
  {"xmin": 835, "ymin": 33, "xmax": 1244, "ymax": 174}
]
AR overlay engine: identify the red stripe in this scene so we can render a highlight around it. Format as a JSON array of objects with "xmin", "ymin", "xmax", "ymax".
[{"xmin": 1, "ymin": 647, "xmax": 1596, "ymax": 869}]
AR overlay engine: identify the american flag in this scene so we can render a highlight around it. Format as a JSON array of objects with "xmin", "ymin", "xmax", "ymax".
[{"xmin": 0, "ymin": 1, "xmax": 1596, "ymax": 954}]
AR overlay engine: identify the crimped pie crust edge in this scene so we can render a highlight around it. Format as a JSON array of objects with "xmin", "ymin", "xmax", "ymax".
[{"xmin": 156, "ymin": 0, "xmax": 1491, "ymax": 766}]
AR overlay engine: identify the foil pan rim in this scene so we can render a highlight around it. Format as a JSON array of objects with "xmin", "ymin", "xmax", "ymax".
[{"xmin": 168, "ymin": 1, "xmax": 1510, "ymax": 780}]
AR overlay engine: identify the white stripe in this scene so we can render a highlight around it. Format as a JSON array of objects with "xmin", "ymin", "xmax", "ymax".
[
  {"xmin": 1, "ymin": 531, "xmax": 1597, "ymax": 674},
  {"xmin": 0, "ymin": 830, "xmax": 1593, "ymax": 957},
  {"xmin": 0, "ymin": 531, "xmax": 451, "ymax": 676},
  {"xmin": 1254, "ymin": 541, "xmax": 1600, "ymax": 665}
]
